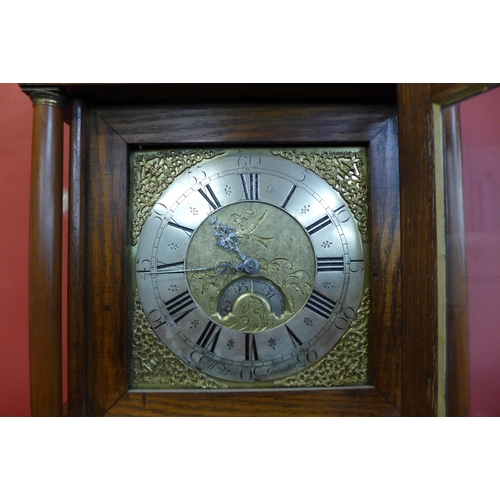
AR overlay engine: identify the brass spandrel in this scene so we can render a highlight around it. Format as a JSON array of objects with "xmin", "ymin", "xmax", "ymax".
[
  {"xmin": 131, "ymin": 149, "xmax": 225, "ymax": 245},
  {"xmin": 131, "ymin": 290, "xmax": 228, "ymax": 389},
  {"xmin": 271, "ymin": 149, "xmax": 368, "ymax": 241},
  {"xmin": 273, "ymin": 289, "xmax": 370, "ymax": 387}
]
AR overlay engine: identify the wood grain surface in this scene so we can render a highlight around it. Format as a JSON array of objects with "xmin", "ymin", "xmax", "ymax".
[
  {"xmin": 397, "ymin": 84, "xmax": 439, "ymax": 416},
  {"xmin": 29, "ymin": 103, "xmax": 64, "ymax": 416},
  {"xmin": 84, "ymin": 110, "xmax": 129, "ymax": 416},
  {"xmin": 369, "ymin": 117, "xmax": 402, "ymax": 410},
  {"xmin": 105, "ymin": 388, "xmax": 400, "ymax": 417},
  {"xmin": 67, "ymin": 100, "xmax": 88, "ymax": 417},
  {"xmin": 96, "ymin": 104, "xmax": 396, "ymax": 145},
  {"xmin": 431, "ymin": 83, "xmax": 498, "ymax": 107}
]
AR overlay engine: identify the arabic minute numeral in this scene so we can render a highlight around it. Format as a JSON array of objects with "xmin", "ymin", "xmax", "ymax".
[
  {"xmin": 333, "ymin": 204, "xmax": 351, "ymax": 223},
  {"xmin": 237, "ymin": 154, "xmax": 262, "ymax": 169},
  {"xmin": 147, "ymin": 309, "xmax": 167, "ymax": 330},
  {"xmin": 334, "ymin": 306, "xmax": 356, "ymax": 330},
  {"xmin": 136, "ymin": 258, "xmax": 151, "ymax": 279},
  {"xmin": 349, "ymin": 259, "xmax": 364, "ymax": 272}
]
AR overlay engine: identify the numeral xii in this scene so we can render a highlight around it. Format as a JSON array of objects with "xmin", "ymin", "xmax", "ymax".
[{"xmin": 241, "ymin": 173, "xmax": 259, "ymax": 200}]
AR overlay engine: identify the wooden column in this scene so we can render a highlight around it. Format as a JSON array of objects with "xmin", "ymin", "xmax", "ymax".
[{"xmin": 25, "ymin": 88, "xmax": 67, "ymax": 416}]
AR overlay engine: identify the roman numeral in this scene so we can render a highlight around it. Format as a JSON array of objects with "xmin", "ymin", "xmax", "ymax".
[
  {"xmin": 167, "ymin": 219, "xmax": 194, "ymax": 237},
  {"xmin": 286, "ymin": 325, "xmax": 303, "ymax": 349},
  {"xmin": 198, "ymin": 184, "xmax": 221, "ymax": 211},
  {"xmin": 164, "ymin": 291, "xmax": 196, "ymax": 322},
  {"xmin": 317, "ymin": 256, "xmax": 344, "ymax": 272},
  {"xmin": 305, "ymin": 290, "xmax": 336, "ymax": 320},
  {"xmin": 306, "ymin": 215, "xmax": 332, "ymax": 235},
  {"xmin": 241, "ymin": 173, "xmax": 259, "ymax": 200},
  {"xmin": 281, "ymin": 184, "xmax": 297, "ymax": 209},
  {"xmin": 196, "ymin": 321, "xmax": 221, "ymax": 353},
  {"xmin": 245, "ymin": 333, "xmax": 259, "ymax": 361}
]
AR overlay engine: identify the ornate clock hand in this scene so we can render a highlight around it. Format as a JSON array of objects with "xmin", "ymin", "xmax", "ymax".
[
  {"xmin": 209, "ymin": 216, "xmax": 260, "ymax": 274},
  {"xmin": 209, "ymin": 216, "xmax": 247, "ymax": 260}
]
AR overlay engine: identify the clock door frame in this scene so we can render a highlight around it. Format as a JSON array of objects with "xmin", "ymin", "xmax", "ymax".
[{"xmin": 68, "ymin": 101, "xmax": 401, "ymax": 417}]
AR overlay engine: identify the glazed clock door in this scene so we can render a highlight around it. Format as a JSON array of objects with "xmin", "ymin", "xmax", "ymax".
[{"xmin": 68, "ymin": 98, "xmax": 401, "ymax": 416}]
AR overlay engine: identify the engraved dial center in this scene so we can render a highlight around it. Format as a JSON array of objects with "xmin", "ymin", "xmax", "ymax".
[{"xmin": 185, "ymin": 201, "xmax": 316, "ymax": 332}]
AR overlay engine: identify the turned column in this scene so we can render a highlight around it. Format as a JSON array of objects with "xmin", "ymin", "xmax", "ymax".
[{"xmin": 24, "ymin": 87, "xmax": 68, "ymax": 416}]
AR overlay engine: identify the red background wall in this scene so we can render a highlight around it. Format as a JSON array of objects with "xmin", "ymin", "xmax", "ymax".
[
  {"xmin": 1, "ymin": 83, "xmax": 499, "ymax": 416},
  {"xmin": 0, "ymin": 84, "xmax": 32, "ymax": 416},
  {"xmin": 0, "ymin": 83, "xmax": 68, "ymax": 416},
  {"xmin": 460, "ymin": 86, "xmax": 500, "ymax": 416}
]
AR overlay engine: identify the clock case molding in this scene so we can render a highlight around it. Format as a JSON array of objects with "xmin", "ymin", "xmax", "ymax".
[{"xmin": 22, "ymin": 83, "xmax": 495, "ymax": 417}]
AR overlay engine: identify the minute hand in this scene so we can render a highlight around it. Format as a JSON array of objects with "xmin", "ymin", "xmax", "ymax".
[{"xmin": 138, "ymin": 262, "xmax": 238, "ymax": 275}]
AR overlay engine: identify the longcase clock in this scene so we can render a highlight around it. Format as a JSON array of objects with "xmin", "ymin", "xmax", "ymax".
[{"xmin": 22, "ymin": 83, "xmax": 490, "ymax": 416}]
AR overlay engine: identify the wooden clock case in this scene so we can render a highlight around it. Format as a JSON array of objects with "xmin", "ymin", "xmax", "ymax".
[{"xmin": 23, "ymin": 83, "xmax": 492, "ymax": 416}]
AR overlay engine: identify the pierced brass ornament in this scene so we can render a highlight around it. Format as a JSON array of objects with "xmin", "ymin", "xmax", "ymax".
[
  {"xmin": 131, "ymin": 149, "xmax": 225, "ymax": 245},
  {"xmin": 131, "ymin": 291, "xmax": 227, "ymax": 389},
  {"xmin": 271, "ymin": 149, "xmax": 368, "ymax": 241},
  {"xmin": 274, "ymin": 289, "xmax": 370, "ymax": 387}
]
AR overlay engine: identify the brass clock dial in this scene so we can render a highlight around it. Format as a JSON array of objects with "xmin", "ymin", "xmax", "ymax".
[{"xmin": 134, "ymin": 149, "xmax": 368, "ymax": 385}]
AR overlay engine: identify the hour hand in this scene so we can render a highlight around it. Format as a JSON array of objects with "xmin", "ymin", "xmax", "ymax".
[
  {"xmin": 209, "ymin": 216, "xmax": 260, "ymax": 275},
  {"xmin": 209, "ymin": 216, "xmax": 247, "ymax": 261}
]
